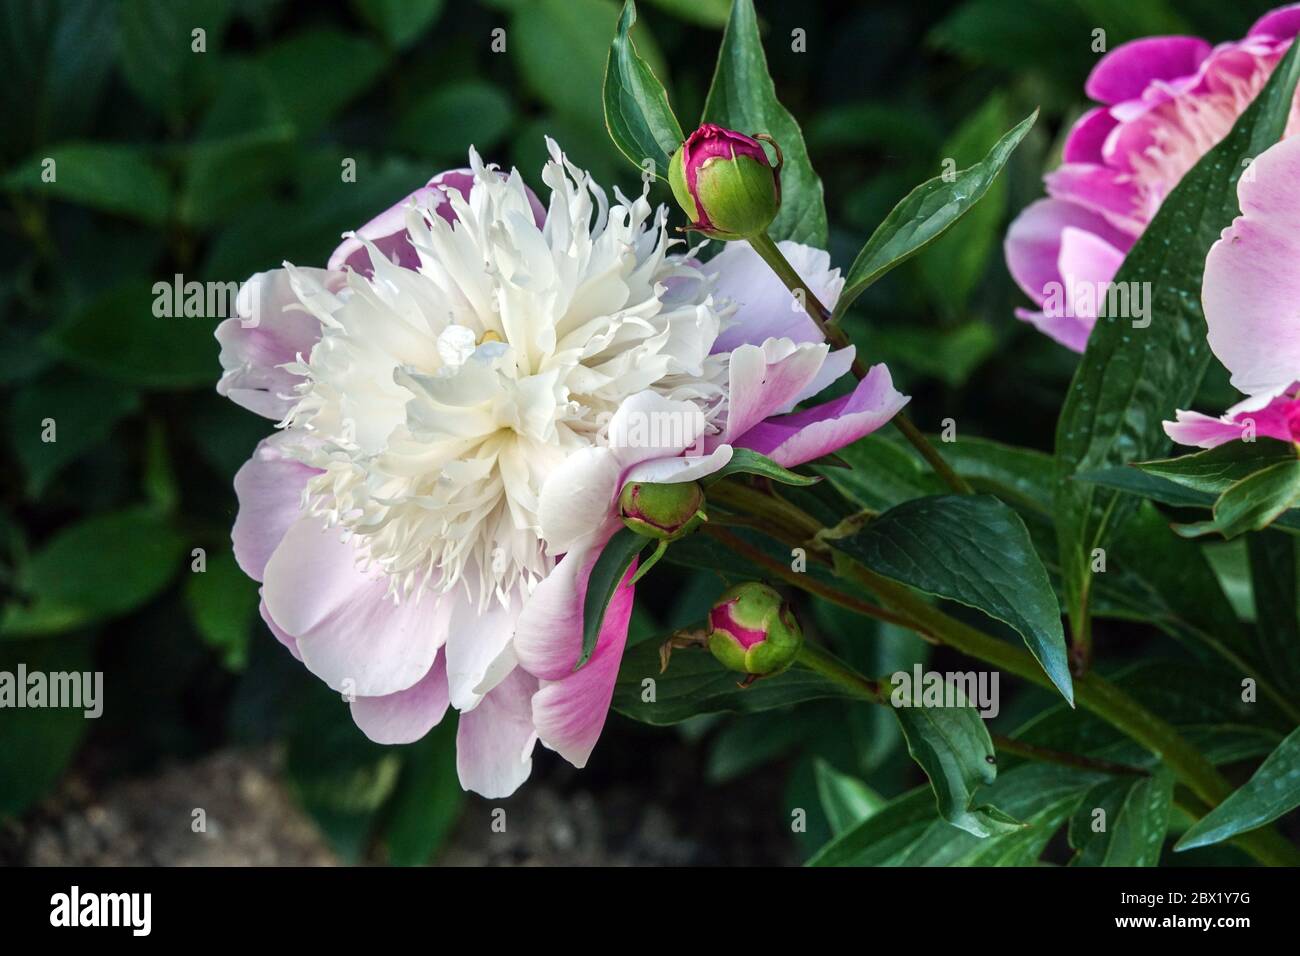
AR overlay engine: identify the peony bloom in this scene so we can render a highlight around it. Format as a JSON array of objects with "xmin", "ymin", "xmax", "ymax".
[
  {"xmin": 1165, "ymin": 134, "xmax": 1300, "ymax": 447},
  {"xmin": 216, "ymin": 141, "xmax": 907, "ymax": 797},
  {"xmin": 1004, "ymin": 5, "xmax": 1300, "ymax": 351}
]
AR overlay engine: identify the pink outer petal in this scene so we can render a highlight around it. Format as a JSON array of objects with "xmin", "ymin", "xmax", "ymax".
[
  {"xmin": 1165, "ymin": 394, "xmax": 1300, "ymax": 448},
  {"xmin": 515, "ymin": 542, "xmax": 638, "ymax": 768},
  {"xmin": 232, "ymin": 434, "xmax": 320, "ymax": 582},
  {"xmin": 1203, "ymin": 135, "xmax": 1300, "ymax": 398},
  {"xmin": 708, "ymin": 240, "xmax": 842, "ymax": 352},
  {"xmin": 350, "ymin": 654, "xmax": 451, "ymax": 745},
  {"xmin": 215, "ymin": 268, "xmax": 337, "ymax": 420},
  {"xmin": 720, "ymin": 340, "xmax": 829, "ymax": 445},
  {"xmin": 1044, "ymin": 164, "xmax": 1144, "ymax": 234},
  {"xmin": 262, "ymin": 518, "xmax": 449, "ymax": 698},
  {"xmin": 514, "ymin": 527, "xmax": 620, "ymax": 682},
  {"xmin": 1014, "ymin": 307, "xmax": 1093, "ymax": 354},
  {"xmin": 1062, "ymin": 107, "xmax": 1119, "ymax": 165},
  {"xmin": 733, "ymin": 363, "xmax": 909, "ymax": 467},
  {"xmin": 327, "ymin": 169, "xmax": 547, "ymax": 276},
  {"xmin": 258, "ymin": 594, "xmax": 301, "ymax": 661},
  {"xmin": 1250, "ymin": 4, "xmax": 1300, "ymax": 40},
  {"xmin": 328, "ymin": 170, "xmax": 474, "ymax": 275},
  {"xmin": 1084, "ymin": 36, "xmax": 1212, "ymax": 105},
  {"xmin": 1004, "ymin": 199, "xmax": 1132, "ymax": 307},
  {"xmin": 456, "ymin": 667, "xmax": 539, "ymax": 798},
  {"xmin": 622, "ymin": 446, "xmax": 733, "ymax": 485}
]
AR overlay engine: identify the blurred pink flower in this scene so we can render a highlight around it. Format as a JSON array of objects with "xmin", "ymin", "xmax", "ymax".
[{"xmin": 1005, "ymin": 5, "xmax": 1300, "ymax": 351}]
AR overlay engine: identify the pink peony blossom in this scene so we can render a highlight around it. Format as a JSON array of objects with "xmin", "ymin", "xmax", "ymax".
[
  {"xmin": 1166, "ymin": 133, "xmax": 1300, "ymax": 447},
  {"xmin": 216, "ymin": 142, "xmax": 908, "ymax": 797},
  {"xmin": 1005, "ymin": 5, "xmax": 1300, "ymax": 351}
]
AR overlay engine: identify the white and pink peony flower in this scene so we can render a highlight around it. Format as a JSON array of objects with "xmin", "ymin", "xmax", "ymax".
[
  {"xmin": 1004, "ymin": 4, "xmax": 1300, "ymax": 351},
  {"xmin": 1165, "ymin": 133, "xmax": 1300, "ymax": 448},
  {"xmin": 215, "ymin": 141, "xmax": 907, "ymax": 797}
]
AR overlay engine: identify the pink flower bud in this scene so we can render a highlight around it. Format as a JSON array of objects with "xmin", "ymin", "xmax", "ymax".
[
  {"xmin": 707, "ymin": 582, "xmax": 803, "ymax": 676},
  {"xmin": 669, "ymin": 124, "xmax": 782, "ymax": 240}
]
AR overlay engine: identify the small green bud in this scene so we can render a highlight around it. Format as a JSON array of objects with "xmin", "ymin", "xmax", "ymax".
[
  {"xmin": 669, "ymin": 124, "xmax": 782, "ymax": 240},
  {"xmin": 707, "ymin": 582, "xmax": 803, "ymax": 677},
  {"xmin": 618, "ymin": 481, "xmax": 706, "ymax": 541}
]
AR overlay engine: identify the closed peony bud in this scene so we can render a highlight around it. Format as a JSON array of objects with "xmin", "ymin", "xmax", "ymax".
[
  {"xmin": 618, "ymin": 481, "xmax": 706, "ymax": 541},
  {"xmin": 669, "ymin": 124, "xmax": 782, "ymax": 240},
  {"xmin": 707, "ymin": 582, "xmax": 803, "ymax": 677}
]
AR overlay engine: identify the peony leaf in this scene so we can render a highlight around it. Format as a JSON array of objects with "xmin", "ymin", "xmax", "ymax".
[
  {"xmin": 577, "ymin": 527, "xmax": 646, "ymax": 669},
  {"xmin": 1176, "ymin": 726, "xmax": 1300, "ymax": 851},
  {"xmin": 704, "ymin": 447, "xmax": 819, "ymax": 487},
  {"xmin": 831, "ymin": 494, "xmax": 1073, "ymax": 704},
  {"xmin": 1067, "ymin": 771, "xmax": 1174, "ymax": 866},
  {"xmin": 832, "ymin": 111, "xmax": 1036, "ymax": 322},
  {"xmin": 603, "ymin": 0, "xmax": 684, "ymax": 179}
]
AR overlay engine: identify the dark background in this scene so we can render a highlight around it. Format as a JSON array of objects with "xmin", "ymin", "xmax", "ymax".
[{"xmin": 0, "ymin": 0, "xmax": 1281, "ymax": 865}]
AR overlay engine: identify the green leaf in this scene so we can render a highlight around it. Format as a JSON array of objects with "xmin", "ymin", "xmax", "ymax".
[
  {"xmin": 286, "ymin": 684, "xmax": 402, "ymax": 862},
  {"xmin": 382, "ymin": 721, "xmax": 464, "ymax": 865},
  {"xmin": 119, "ymin": 0, "xmax": 232, "ymax": 122},
  {"xmin": 578, "ymin": 528, "xmax": 646, "ymax": 668},
  {"xmin": 396, "ymin": 81, "xmax": 514, "ymax": 161},
  {"xmin": 0, "ymin": 635, "xmax": 94, "ymax": 818},
  {"xmin": 1136, "ymin": 439, "xmax": 1298, "ymax": 496},
  {"xmin": 1246, "ymin": 532, "xmax": 1300, "ymax": 688},
  {"xmin": 1053, "ymin": 38, "xmax": 1300, "ymax": 637},
  {"xmin": 1177, "ymin": 725, "xmax": 1300, "ymax": 851},
  {"xmin": 891, "ymin": 690, "xmax": 1022, "ymax": 838},
  {"xmin": 258, "ymin": 28, "xmax": 387, "ymax": 136},
  {"xmin": 645, "ymin": 0, "xmax": 730, "ymax": 26},
  {"xmin": 603, "ymin": 0, "xmax": 683, "ymax": 178},
  {"xmin": 3, "ymin": 144, "xmax": 171, "ymax": 224},
  {"xmin": 3, "ymin": 507, "xmax": 186, "ymax": 637},
  {"xmin": 612, "ymin": 639, "xmax": 853, "ymax": 724},
  {"xmin": 704, "ymin": 447, "xmax": 819, "ymax": 487},
  {"xmin": 809, "ymin": 762, "xmax": 1102, "ymax": 866},
  {"xmin": 832, "ymin": 494, "xmax": 1073, "ymax": 703},
  {"xmin": 8, "ymin": 371, "xmax": 140, "ymax": 496},
  {"xmin": 185, "ymin": 548, "xmax": 258, "ymax": 670},
  {"xmin": 518, "ymin": 0, "xmax": 667, "ymax": 127},
  {"xmin": 701, "ymin": 0, "xmax": 827, "ymax": 246},
  {"xmin": 814, "ymin": 758, "xmax": 885, "ymax": 836},
  {"xmin": 916, "ymin": 93, "xmax": 1010, "ymax": 317},
  {"xmin": 832, "ymin": 111, "xmax": 1035, "ymax": 322},
  {"xmin": 46, "ymin": 283, "xmax": 219, "ymax": 389},
  {"xmin": 1068, "ymin": 771, "xmax": 1174, "ymax": 866},
  {"xmin": 1177, "ymin": 459, "xmax": 1300, "ymax": 540},
  {"xmin": 352, "ymin": 0, "xmax": 444, "ymax": 48}
]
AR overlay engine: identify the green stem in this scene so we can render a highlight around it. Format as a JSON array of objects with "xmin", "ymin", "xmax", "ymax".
[
  {"xmin": 796, "ymin": 641, "xmax": 886, "ymax": 702},
  {"xmin": 745, "ymin": 231, "xmax": 972, "ymax": 495}
]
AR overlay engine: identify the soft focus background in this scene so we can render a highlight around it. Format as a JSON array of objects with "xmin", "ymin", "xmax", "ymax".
[{"xmin": 0, "ymin": 0, "xmax": 1282, "ymax": 865}]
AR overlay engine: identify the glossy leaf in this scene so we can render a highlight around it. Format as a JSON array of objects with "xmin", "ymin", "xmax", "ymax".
[
  {"xmin": 704, "ymin": 447, "xmax": 819, "ymax": 487},
  {"xmin": 1068, "ymin": 771, "xmax": 1174, "ymax": 866},
  {"xmin": 578, "ymin": 528, "xmax": 646, "ymax": 668},
  {"xmin": 832, "ymin": 111, "xmax": 1035, "ymax": 321},
  {"xmin": 832, "ymin": 494, "xmax": 1072, "ymax": 703},
  {"xmin": 1177, "ymin": 726, "xmax": 1300, "ymax": 851},
  {"xmin": 603, "ymin": 0, "xmax": 683, "ymax": 178}
]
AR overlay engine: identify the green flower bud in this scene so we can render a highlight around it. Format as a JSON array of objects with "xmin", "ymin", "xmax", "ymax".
[
  {"xmin": 668, "ymin": 124, "xmax": 782, "ymax": 240},
  {"xmin": 707, "ymin": 582, "xmax": 803, "ymax": 677},
  {"xmin": 618, "ymin": 481, "xmax": 706, "ymax": 541}
]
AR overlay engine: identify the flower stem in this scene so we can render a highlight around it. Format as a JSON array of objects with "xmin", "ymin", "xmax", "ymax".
[{"xmin": 743, "ymin": 232, "xmax": 972, "ymax": 495}]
